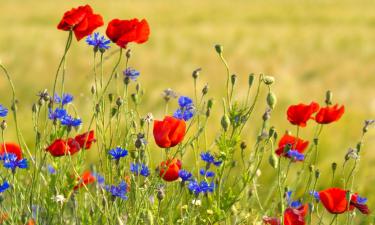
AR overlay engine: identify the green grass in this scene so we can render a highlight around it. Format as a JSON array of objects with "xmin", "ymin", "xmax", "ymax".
[{"xmin": 0, "ymin": 0, "xmax": 374, "ymax": 220}]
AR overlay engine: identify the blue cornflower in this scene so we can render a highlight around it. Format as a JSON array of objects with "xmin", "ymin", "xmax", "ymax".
[
  {"xmin": 123, "ymin": 67, "xmax": 140, "ymax": 81},
  {"xmin": 287, "ymin": 150, "xmax": 305, "ymax": 161},
  {"xmin": 199, "ymin": 168, "xmax": 215, "ymax": 178},
  {"xmin": 2, "ymin": 153, "xmax": 28, "ymax": 171},
  {"xmin": 286, "ymin": 191, "xmax": 302, "ymax": 208},
  {"xmin": 187, "ymin": 180, "xmax": 201, "ymax": 195},
  {"xmin": 310, "ymin": 191, "xmax": 320, "ymax": 202},
  {"xmin": 179, "ymin": 170, "xmax": 192, "ymax": 182},
  {"xmin": 130, "ymin": 163, "xmax": 150, "ymax": 177},
  {"xmin": 105, "ymin": 181, "xmax": 128, "ymax": 200},
  {"xmin": 173, "ymin": 96, "xmax": 195, "ymax": 121},
  {"xmin": 86, "ymin": 33, "xmax": 111, "ymax": 52},
  {"xmin": 54, "ymin": 93, "xmax": 73, "ymax": 106},
  {"xmin": 108, "ymin": 147, "xmax": 128, "ymax": 160},
  {"xmin": 200, "ymin": 151, "xmax": 222, "ymax": 167},
  {"xmin": 93, "ymin": 173, "xmax": 105, "ymax": 186},
  {"xmin": 0, "ymin": 104, "xmax": 8, "ymax": 117},
  {"xmin": 48, "ymin": 108, "xmax": 67, "ymax": 120},
  {"xmin": 356, "ymin": 195, "xmax": 368, "ymax": 205},
  {"xmin": 199, "ymin": 181, "xmax": 215, "ymax": 194},
  {"xmin": 60, "ymin": 115, "xmax": 82, "ymax": 127},
  {"xmin": 0, "ymin": 181, "xmax": 10, "ymax": 193},
  {"xmin": 47, "ymin": 165, "xmax": 56, "ymax": 174}
]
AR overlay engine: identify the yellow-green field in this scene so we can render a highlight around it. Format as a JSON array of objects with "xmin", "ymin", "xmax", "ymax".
[{"xmin": 0, "ymin": 0, "xmax": 374, "ymax": 211}]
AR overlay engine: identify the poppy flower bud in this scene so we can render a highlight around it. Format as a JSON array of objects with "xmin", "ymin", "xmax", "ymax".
[
  {"xmin": 269, "ymin": 153, "xmax": 278, "ymax": 169},
  {"xmin": 91, "ymin": 86, "xmax": 96, "ymax": 95},
  {"xmin": 214, "ymin": 44, "xmax": 223, "ymax": 54},
  {"xmin": 221, "ymin": 115, "xmax": 230, "ymax": 132},
  {"xmin": 0, "ymin": 120, "xmax": 7, "ymax": 130},
  {"xmin": 331, "ymin": 162, "xmax": 337, "ymax": 172},
  {"xmin": 126, "ymin": 49, "xmax": 132, "ymax": 59},
  {"xmin": 192, "ymin": 68, "xmax": 201, "ymax": 79},
  {"xmin": 32, "ymin": 104, "xmax": 38, "ymax": 113},
  {"xmin": 116, "ymin": 97, "xmax": 123, "ymax": 107},
  {"xmin": 315, "ymin": 169, "xmax": 320, "ymax": 179},
  {"xmin": 240, "ymin": 141, "xmax": 247, "ymax": 150},
  {"xmin": 202, "ymin": 84, "xmax": 209, "ymax": 96},
  {"xmin": 124, "ymin": 76, "xmax": 130, "ymax": 85},
  {"xmin": 231, "ymin": 74, "xmax": 237, "ymax": 86},
  {"xmin": 108, "ymin": 93, "xmax": 114, "ymax": 102},
  {"xmin": 248, "ymin": 73, "xmax": 255, "ymax": 87},
  {"xmin": 131, "ymin": 93, "xmax": 139, "ymax": 104},
  {"xmin": 325, "ymin": 90, "xmax": 333, "ymax": 105},
  {"xmin": 266, "ymin": 92, "xmax": 277, "ymax": 109},
  {"xmin": 263, "ymin": 76, "xmax": 275, "ymax": 85},
  {"xmin": 157, "ymin": 188, "xmax": 165, "ymax": 201},
  {"xmin": 207, "ymin": 99, "xmax": 214, "ymax": 109}
]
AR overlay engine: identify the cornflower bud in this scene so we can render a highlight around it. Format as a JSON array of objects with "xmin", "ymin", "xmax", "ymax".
[
  {"xmin": 126, "ymin": 49, "xmax": 132, "ymax": 59},
  {"xmin": 325, "ymin": 90, "xmax": 333, "ymax": 105},
  {"xmin": 124, "ymin": 76, "xmax": 130, "ymax": 85},
  {"xmin": 202, "ymin": 84, "xmax": 209, "ymax": 95},
  {"xmin": 116, "ymin": 97, "xmax": 123, "ymax": 107},
  {"xmin": 192, "ymin": 68, "xmax": 201, "ymax": 79},
  {"xmin": 221, "ymin": 114, "xmax": 230, "ymax": 132},
  {"xmin": 0, "ymin": 120, "xmax": 7, "ymax": 130},
  {"xmin": 32, "ymin": 104, "xmax": 38, "ymax": 113},
  {"xmin": 214, "ymin": 44, "xmax": 223, "ymax": 54},
  {"xmin": 315, "ymin": 169, "xmax": 320, "ymax": 179},
  {"xmin": 331, "ymin": 162, "xmax": 337, "ymax": 172},
  {"xmin": 240, "ymin": 141, "xmax": 247, "ymax": 150},
  {"xmin": 108, "ymin": 93, "xmax": 114, "ymax": 102},
  {"xmin": 248, "ymin": 73, "xmax": 255, "ymax": 87},
  {"xmin": 207, "ymin": 99, "xmax": 214, "ymax": 109},
  {"xmin": 269, "ymin": 153, "xmax": 278, "ymax": 169},
  {"xmin": 262, "ymin": 108, "xmax": 271, "ymax": 121},
  {"xmin": 131, "ymin": 93, "xmax": 139, "ymax": 104},
  {"xmin": 157, "ymin": 188, "xmax": 165, "ymax": 201},
  {"xmin": 230, "ymin": 74, "xmax": 237, "ymax": 86},
  {"xmin": 91, "ymin": 85, "xmax": 96, "ymax": 95}
]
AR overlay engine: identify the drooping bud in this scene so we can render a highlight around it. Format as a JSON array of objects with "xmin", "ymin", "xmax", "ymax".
[
  {"xmin": 192, "ymin": 68, "xmax": 202, "ymax": 79},
  {"xmin": 266, "ymin": 92, "xmax": 277, "ymax": 109},
  {"xmin": 248, "ymin": 73, "xmax": 255, "ymax": 87},
  {"xmin": 231, "ymin": 74, "xmax": 237, "ymax": 86},
  {"xmin": 240, "ymin": 141, "xmax": 247, "ymax": 150},
  {"xmin": 214, "ymin": 44, "xmax": 223, "ymax": 54},
  {"xmin": 126, "ymin": 49, "xmax": 132, "ymax": 59},
  {"xmin": 0, "ymin": 120, "xmax": 7, "ymax": 130},
  {"xmin": 202, "ymin": 84, "xmax": 209, "ymax": 96}
]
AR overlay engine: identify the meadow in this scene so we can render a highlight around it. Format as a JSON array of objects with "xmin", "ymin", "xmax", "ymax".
[{"xmin": 0, "ymin": 0, "xmax": 374, "ymax": 224}]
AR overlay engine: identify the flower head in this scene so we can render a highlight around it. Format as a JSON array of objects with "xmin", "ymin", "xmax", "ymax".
[
  {"xmin": 108, "ymin": 147, "xmax": 128, "ymax": 160},
  {"xmin": 275, "ymin": 133, "xmax": 309, "ymax": 158},
  {"xmin": 54, "ymin": 93, "xmax": 73, "ymax": 106},
  {"xmin": 200, "ymin": 151, "xmax": 222, "ymax": 167},
  {"xmin": 130, "ymin": 163, "xmax": 150, "ymax": 177},
  {"xmin": 0, "ymin": 105, "xmax": 8, "ymax": 117},
  {"xmin": 173, "ymin": 96, "xmax": 195, "ymax": 121},
  {"xmin": 315, "ymin": 104, "xmax": 345, "ymax": 124},
  {"xmin": 153, "ymin": 116, "xmax": 186, "ymax": 148},
  {"xmin": 57, "ymin": 5, "xmax": 104, "ymax": 41},
  {"xmin": 48, "ymin": 108, "xmax": 67, "ymax": 120},
  {"xmin": 2, "ymin": 153, "xmax": 28, "ymax": 171},
  {"xmin": 47, "ymin": 165, "xmax": 56, "ymax": 174},
  {"xmin": 287, "ymin": 102, "xmax": 320, "ymax": 127},
  {"xmin": 162, "ymin": 88, "xmax": 177, "ymax": 102},
  {"xmin": 0, "ymin": 143, "xmax": 23, "ymax": 160},
  {"xmin": 60, "ymin": 115, "xmax": 82, "ymax": 127},
  {"xmin": 159, "ymin": 158, "xmax": 181, "ymax": 182},
  {"xmin": 286, "ymin": 150, "xmax": 305, "ymax": 162},
  {"xmin": 178, "ymin": 169, "xmax": 192, "ymax": 182},
  {"xmin": 106, "ymin": 18, "xmax": 150, "ymax": 48},
  {"xmin": 86, "ymin": 32, "xmax": 111, "ymax": 52},
  {"xmin": 123, "ymin": 67, "xmax": 140, "ymax": 81},
  {"xmin": 74, "ymin": 171, "xmax": 96, "ymax": 190},
  {"xmin": 74, "ymin": 130, "xmax": 95, "ymax": 149},
  {"xmin": 105, "ymin": 181, "xmax": 128, "ymax": 199}
]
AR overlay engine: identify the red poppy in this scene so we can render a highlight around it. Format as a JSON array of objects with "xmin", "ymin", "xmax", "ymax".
[
  {"xmin": 0, "ymin": 142, "xmax": 23, "ymax": 160},
  {"xmin": 319, "ymin": 188, "xmax": 370, "ymax": 214},
  {"xmin": 275, "ymin": 133, "xmax": 309, "ymax": 157},
  {"xmin": 57, "ymin": 5, "xmax": 104, "ymax": 41},
  {"xmin": 74, "ymin": 130, "xmax": 95, "ymax": 149},
  {"xmin": 315, "ymin": 104, "xmax": 344, "ymax": 124},
  {"xmin": 74, "ymin": 171, "xmax": 96, "ymax": 190},
  {"xmin": 153, "ymin": 116, "xmax": 186, "ymax": 148},
  {"xmin": 159, "ymin": 158, "xmax": 182, "ymax": 182},
  {"xmin": 26, "ymin": 218, "xmax": 35, "ymax": 225},
  {"xmin": 287, "ymin": 102, "xmax": 319, "ymax": 127},
  {"xmin": 106, "ymin": 18, "xmax": 150, "ymax": 48},
  {"xmin": 284, "ymin": 204, "xmax": 308, "ymax": 225},
  {"xmin": 262, "ymin": 216, "xmax": 280, "ymax": 225},
  {"xmin": 46, "ymin": 139, "xmax": 69, "ymax": 157}
]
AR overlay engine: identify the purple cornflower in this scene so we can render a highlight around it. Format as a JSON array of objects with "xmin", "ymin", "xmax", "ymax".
[
  {"xmin": 48, "ymin": 108, "xmax": 67, "ymax": 120},
  {"xmin": 0, "ymin": 104, "xmax": 8, "ymax": 117},
  {"xmin": 60, "ymin": 115, "xmax": 82, "ymax": 127},
  {"xmin": 287, "ymin": 150, "xmax": 305, "ymax": 161},
  {"xmin": 47, "ymin": 165, "xmax": 56, "ymax": 174},
  {"xmin": 0, "ymin": 181, "xmax": 10, "ymax": 193},
  {"xmin": 199, "ymin": 168, "xmax": 215, "ymax": 178},
  {"xmin": 93, "ymin": 173, "xmax": 105, "ymax": 186},
  {"xmin": 54, "ymin": 93, "xmax": 73, "ymax": 106},
  {"xmin": 173, "ymin": 96, "xmax": 195, "ymax": 121},
  {"xmin": 286, "ymin": 191, "xmax": 302, "ymax": 208},
  {"xmin": 2, "ymin": 153, "xmax": 28, "ymax": 172},
  {"xmin": 178, "ymin": 170, "xmax": 192, "ymax": 182},
  {"xmin": 356, "ymin": 195, "xmax": 368, "ymax": 205},
  {"xmin": 200, "ymin": 151, "xmax": 222, "ymax": 167},
  {"xmin": 187, "ymin": 180, "xmax": 215, "ymax": 195},
  {"xmin": 123, "ymin": 67, "xmax": 140, "ymax": 81},
  {"xmin": 310, "ymin": 191, "xmax": 320, "ymax": 202}
]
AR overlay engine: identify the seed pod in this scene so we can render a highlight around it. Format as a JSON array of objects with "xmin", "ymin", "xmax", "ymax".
[
  {"xmin": 214, "ymin": 44, "xmax": 223, "ymax": 54},
  {"xmin": 267, "ymin": 92, "xmax": 277, "ymax": 109},
  {"xmin": 126, "ymin": 49, "xmax": 132, "ymax": 58},
  {"xmin": 263, "ymin": 76, "xmax": 275, "ymax": 85},
  {"xmin": 91, "ymin": 86, "xmax": 96, "ymax": 95},
  {"xmin": 0, "ymin": 120, "xmax": 7, "ymax": 130},
  {"xmin": 202, "ymin": 84, "xmax": 209, "ymax": 95},
  {"xmin": 240, "ymin": 141, "xmax": 247, "ymax": 150},
  {"xmin": 207, "ymin": 99, "xmax": 214, "ymax": 109},
  {"xmin": 331, "ymin": 162, "xmax": 337, "ymax": 172},
  {"xmin": 116, "ymin": 97, "xmax": 123, "ymax": 107},
  {"xmin": 221, "ymin": 115, "xmax": 230, "ymax": 132},
  {"xmin": 325, "ymin": 90, "xmax": 333, "ymax": 105},
  {"xmin": 248, "ymin": 73, "xmax": 255, "ymax": 87},
  {"xmin": 108, "ymin": 93, "xmax": 114, "ymax": 102}
]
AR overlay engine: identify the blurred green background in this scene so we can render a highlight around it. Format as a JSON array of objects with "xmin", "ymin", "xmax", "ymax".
[{"xmin": 0, "ymin": 0, "xmax": 374, "ymax": 216}]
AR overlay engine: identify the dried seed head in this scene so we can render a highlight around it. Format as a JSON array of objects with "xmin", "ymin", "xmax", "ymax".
[
  {"xmin": 263, "ymin": 76, "xmax": 275, "ymax": 85},
  {"xmin": 202, "ymin": 84, "xmax": 209, "ymax": 95},
  {"xmin": 325, "ymin": 90, "xmax": 333, "ymax": 105}
]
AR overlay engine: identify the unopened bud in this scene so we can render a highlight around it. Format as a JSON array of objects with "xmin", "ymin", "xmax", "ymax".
[
  {"xmin": 207, "ymin": 99, "xmax": 214, "ymax": 109},
  {"xmin": 192, "ymin": 68, "xmax": 201, "ymax": 79},
  {"xmin": 126, "ymin": 49, "xmax": 132, "ymax": 58},
  {"xmin": 0, "ymin": 120, "xmax": 7, "ymax": 130},
  {"xmin": 202, "ymin": 84, "xmax": 209, "ymax": 95},
  {"xmin": 231, "ymin": 74, "xmax": 237, "ymax": 86},
  {"xmin": 131, "ymin": 93, "xmax": 139, "ymax": 104},
  {"xmin": 266, "ymin": 92, "xmax": 277, "ymax": 109},
  {"xmin": 214, "ymin": 44, "xmax": 223, "ymax": 54},
  {"xmin": 248, "ymin": 73, "xmax": 255, "ymax": 87},
  {"xmin": 136, "ymin": 83, "xmax": 141, "ymax": 93},
  {"xmin": 331, "ymin": 162, "xmax": 337, "ymax": 172},
  {"xmin": 262, "ymin": 108, "xmax": 271, "ymax": 121},
  {"xmin": 108, "ymin": 93, "xmax": 114, "ymax": 102},
  {"xmin": 269, "ymin": 153, "xmax": 278, "ymax": 169},
  {"xmin": 95, "ymin": 104, "xmax": 100, "ymax": 113},
  {"xmin": 325, "ymin": 90, "xmax": 333, "ymax": 105},
  {"xmin": 32, "ymin": 104, "xmax": 38, "ymax": 113},
  {"xmin": 157, "ymin": 188, "xmax": 165, "ymax": 201},
  {"xmin": 116, "ymin": 97, "xmax": 123, "ymax": 107},
  {"xmin": 269, "ymin": 126, "xmax": 275, "ymax": 138},
  {"xmin": 221, "ymin": 115, "xmax": 230, "ymax": 132},
  {"xmin": 240, "ymin": 141, "xmax": 247, "ymax": 150},
  {"xmin": 315, "ymin": 169, "xmax": 320, "ymax": 179},
  {"xmin": 263, "ymin": 76, "xmax": 275, "ymax": 85},
  {"xmin": 124, "ymin": 77, "xmax": 130, "ymax": 85},
  {"xmin": 91, "ymin": 86, "xmax": 96, "ymax": 95}
]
